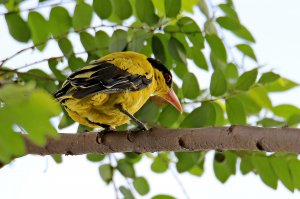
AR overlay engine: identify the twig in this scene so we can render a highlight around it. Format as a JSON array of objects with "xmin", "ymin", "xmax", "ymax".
[
  {"xmin": 0, "ymin": 0, "xmax": 75, "ymax": 16},
  {"xmin": 109, "ymin": 155, "xmax": 119, "ymax": 199},
  {"xmin": 15, "ymin": 47, "xmax": 107, "ymax": 70},
  {"xmin": 170, "ymin": 166, "xmax": 191, "ymax": 199},
  {"xmin": 157, "ymin": 153, "xmax": 191, "ymax": 199},
  {"xmin": 0, "ymin": 24, "xmax": 144, "ymax": 68},
  {"xmin": 0, "ymin": 68, "xmax": 57, "ymax": 81},
  {"xmin": 206, "ymin": 0, "xmax": 238, "ymax": 65}
]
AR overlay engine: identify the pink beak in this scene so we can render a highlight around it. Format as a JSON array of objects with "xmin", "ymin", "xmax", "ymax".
[{"xmin": 163, "ymin": 88, "xmax": 183, "ymax": 113}]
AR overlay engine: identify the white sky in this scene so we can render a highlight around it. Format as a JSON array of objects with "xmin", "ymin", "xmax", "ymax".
[{"xmin": 1, "ymin": 0, "xmax": 300, "ymax": 199}]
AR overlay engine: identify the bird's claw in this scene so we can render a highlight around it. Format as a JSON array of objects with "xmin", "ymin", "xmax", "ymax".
[
  {"xmin": 96, "ymin": 129, "xmax": 114, "ymax": 144},
  {"xmin": 126, "ymin": 126, "xmax": 147, "ymax": 142}
]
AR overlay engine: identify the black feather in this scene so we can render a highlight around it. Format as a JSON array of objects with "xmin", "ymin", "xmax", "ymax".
[{"xmin": 53, "ymin": 60, "xmax": 152, "ymax": 99}]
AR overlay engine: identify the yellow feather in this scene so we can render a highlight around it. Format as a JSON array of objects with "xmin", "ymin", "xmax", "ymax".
[{"xmin": 57, "ymin": 51, "xmax": 171, "ymax": 129}]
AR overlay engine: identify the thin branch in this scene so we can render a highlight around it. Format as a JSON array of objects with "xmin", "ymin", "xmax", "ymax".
[
  {"xmin": 170, "ymin": 166, "xmax": 190, "ymax": 199},
  {"xmin": 0, "ymin": 24, "xmax": 143, "ymax": 68},
  {"xmin": 23, "ymin": 126, "xmax": 300, "ymax": 155},
  {"xmin": 0, "ymin": 68, "xmax": 57, "ymax": 81},
  {"xmin": 14, "ymin": 47, "xmax": 107, "ymax": 71},
  {"xmin": 206, "ymin": 0, "xmax": 238, "ymax": 65},
  {"xmin": 0, "ymin": 0, "xmax": 75, "ymax": 16},
  {"xmin": 109, "ymin": 155, "xmax": 119, "ymax": 199}
]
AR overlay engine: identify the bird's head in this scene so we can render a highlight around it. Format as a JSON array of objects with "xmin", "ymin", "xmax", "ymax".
[{"xmin": 147, "ymin": 58, "xmax": 183, "ymax": 113}]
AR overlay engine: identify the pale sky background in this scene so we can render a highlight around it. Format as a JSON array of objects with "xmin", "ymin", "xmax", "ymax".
[{"xmin": 1, "ymin": 0, "xmax": 300, "ymax": 199}]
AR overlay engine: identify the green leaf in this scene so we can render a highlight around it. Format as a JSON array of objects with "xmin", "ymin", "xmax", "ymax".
[
  {"xmin": 95, "ymin": 30, "xmax": 109, "ymax": 56},
  {"xmin": 165, "ymin": 0, "xmax": 181, "ymax": 18},
  {"xmin": 173, "ymin": 62, "xmax": 188, "ymax": 79},
  {"xmin": 109, "ymin": 29, "xmax": 127, "ymax": 52},
  {"xmin": 210, "ymin": 69, "xmax": 227, "ymax": 96},
  {"xmin": 272, "ymin": 104, "xmax": 300, "ymax": 119},
  {"xmin": 226, "ymin": 97, "xmax": 246, "ymax": 125},
  {"xmin": 258, "ymin": 72, "xmax": 280, "ymax": 84},
  {"xmin": 80, "ymin": 32, "xmax": 96, "ymax": 52},
  {"xmin": 177, "ymin": 17, "xmax": 204, "ymax": 48},
  {"xmin": 248, "ymin": 87, "xmax": 272, "ymax": 109},
  {"xmin": 182, "ymin": 72, "xmax": 200, "ymax": 99},
  {"xmin": 0, "ymin": 83, "xmax": 60, "ymax": 151},
  {"xmin": 152, "ymin": 0, "xmax": 165, "ymax": 16},
  {"xmin": 152, "ymin": 195, "xmax": 176, "ymax": 199},
  {"xmin": 93, "ymin": 0, "xmax": 112, "ymax": 19},
  {"xmin": 49, "ymin": 6, "xmax": 71, "ymax": 38},
  {"xmin": 152, "ymin": 35, "xmax": 166, "ymax": 64},
  {"xmin": 73, "ymin": 2, "xmax": 93, "ymax": 31},
  {"xmin": 119, "ymin": 186, "xmax": 134, "ymax": 199},
  {"xmin": 289, "ymin": 159, "xmax": 300, "ymax": 190},
  {"xmin": 19, "ymin": 69, "xmax": 57, "ymax": 93},
  {"xmin": 235, "ymin": 93, "xmax": 261, "ymax": 116},
  {"xmin": 240, "ymin": 156, "xmax": 254, "ymax": 175},
  {"xmin": 287, "ymin": 114, "xmax": 300, "ymax": 126},
  {"xmin": 204, "ymin": 18, "xmax": 218, "ymax": 35},
  {"xmin": 264, "ymin": 77, "xmax": 298, "ymax": 92},
  {"xmin": 224, "ymin": 63, "xmax": 238, "ymax": 88},
  {"xmin": 188, "ymin": 159, "xmax": 205, "ymax": 176},
  {"xmin": 214, "ymin": 151, "xmax": 237, "ymax": 183},
  {"xmin": 206, "ymin": 34, "xmax": 227, "ymax": 63},
  {"xmin": 212, "ymin": 102, "xmax": 225, "ymax": 126},
  {"xmin": 27, "ymin": 11, "xmax": 50, "ymax": 51},
  {"xmin": 232, "ymin": 25, "xmax": 255, "ymax": 43},
  {"xmin": 151, "ymin": 153, "xmax": 169, "ymax": 173},
  {"xmin": 181, "ymin": 103, "xmax": 216, "ymax": 128},
  {"xmin": 198, "ymin": 0, "xmax": 209, "ymax": 18},
  {"xmin": 117, "ymin": 159, "xmax": 135, "ymax": 178},
  {"xmin": 111, "ymin": 0, "xmax": 132, "ymax": 20},
  {"xmin": 257, "ymin": 118, "xmax": 285, "ymax": 127},
  {"xmin": 58, "ymin": 37, "xmax": 73, "ymax": 58},
  {"xmin": 125, "ymin": 152, "xmax": 142, "ymax": 163},
  {"xmin": 159, "ymin": 105, "xmax": 181, "ymax": 127},
  {"xmin": 5, "ymin": 13, "xmax": 31, "ymax": 42},
  {"xmin": 99, "ymin": 164, "xmax": 113, "ymax": 184},
  {"xmin": 236, "ymin": 44, "xmax": 257, "ymax": 61},
  {"xmin": 175, "ymin": 152, "xmax": 201, "ymax": 173},
  {"xmin": 251, "ymin": 156, "xmax": 278, "ymax": 189},
  {"xmin": 87, "ymin": 153, "xmax": 105, "ymax": 162},
  {"xmin": 51, "ymin": 154, "xmax": 62, "ymax": 164},
  {"xmin": 136, "ymin": 0, "xmax": 159, "ymax": 25},
  {"xmin": 236, "ymin": 69, "xmax": 258, "ymax": 91},
  {"xmin": 181, "ymin": 0, "xmax": 198, "ymax": 13},
  {"xmin": 48, "ymin": 58, "xmax": 66, "ymax": 81},
  {"xmin": 58, "ymin": 109, "xmax": 75, "ymax": 129},
  {"xmin": 128, "ymin": 30, "xmax": 149, "ymax": 52},
  {"xmin": 191, "ymin": 47, "xmax": 208, "ymax": 70},
  {"xmin": 168, "ymin": 36, "xmax": 187, "ymax": 64},
  {"xmin": 219, "ymin": 4, "xmax": 239, "ymax": 21},
  {"xmin": 216, "ymin": 16, "xmax": 241, "ymax": 30},
  {"xmin": 133, "ymin": 177, "xmax": 150, "ymax": 196},
  {"xmin": 68, "ymin": 55, "xmax": 85, "ymax": 71},
  {"xmin": 270, "ymin": 156, "xmax": 294, "ymax": 191},
  {"xmin": 224, "ymin": 63, "xmax": 238, "ymax": 79},
  {"xmin": 135, "ymin": 100, "xmax": 161, "ymax": 124}
]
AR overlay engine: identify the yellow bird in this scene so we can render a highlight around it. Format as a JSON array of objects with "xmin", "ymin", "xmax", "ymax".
[{"xmin": 54, "ymin": 51, "xmax": 182, "ymax": 135}]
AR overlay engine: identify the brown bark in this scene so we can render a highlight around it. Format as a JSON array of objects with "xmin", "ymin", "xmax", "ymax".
[{"xmin": 23, "ymin": 126, "xmax": 300, "ymax": 155}]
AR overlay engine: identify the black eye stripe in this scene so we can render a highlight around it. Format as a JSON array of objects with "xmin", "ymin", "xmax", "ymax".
[{"xmin": 147, "ymin": 57, "xmax": 172, "ymax": 87}]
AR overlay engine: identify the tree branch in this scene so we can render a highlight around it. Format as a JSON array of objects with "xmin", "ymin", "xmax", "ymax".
[{"xmin": 23, "ymin": 126, "xmax": 300, "ymax": 156}]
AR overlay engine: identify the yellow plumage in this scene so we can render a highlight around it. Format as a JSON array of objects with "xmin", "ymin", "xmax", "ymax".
[{"xmin": 54, "ymin": 51, "xmax": 181, "ymax": 129}]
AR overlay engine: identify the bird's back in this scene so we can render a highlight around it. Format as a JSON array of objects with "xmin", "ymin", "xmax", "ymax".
[{"xmin": 55, "ymin": 51, "xmax": 156, "ymax": 128}]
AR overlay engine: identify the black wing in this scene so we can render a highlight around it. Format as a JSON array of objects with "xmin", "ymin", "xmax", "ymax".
[{"xmin": 54, "ymin": 60, "xmax": 152, "ymax": 99}]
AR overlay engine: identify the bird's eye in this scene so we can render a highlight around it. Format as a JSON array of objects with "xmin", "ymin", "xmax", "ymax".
[{"xmin": 164, "ymin": 73, "xmax": 172, "ymax": 84}]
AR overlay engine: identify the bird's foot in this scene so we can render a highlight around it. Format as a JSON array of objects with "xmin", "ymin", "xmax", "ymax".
[
  {"xmin": 96, "ymin": 127, "xmax": 115, "ymax": 144},
  {"xmin": 127, "ymin": 125, "xmax": 147, "ymax": 142}
]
